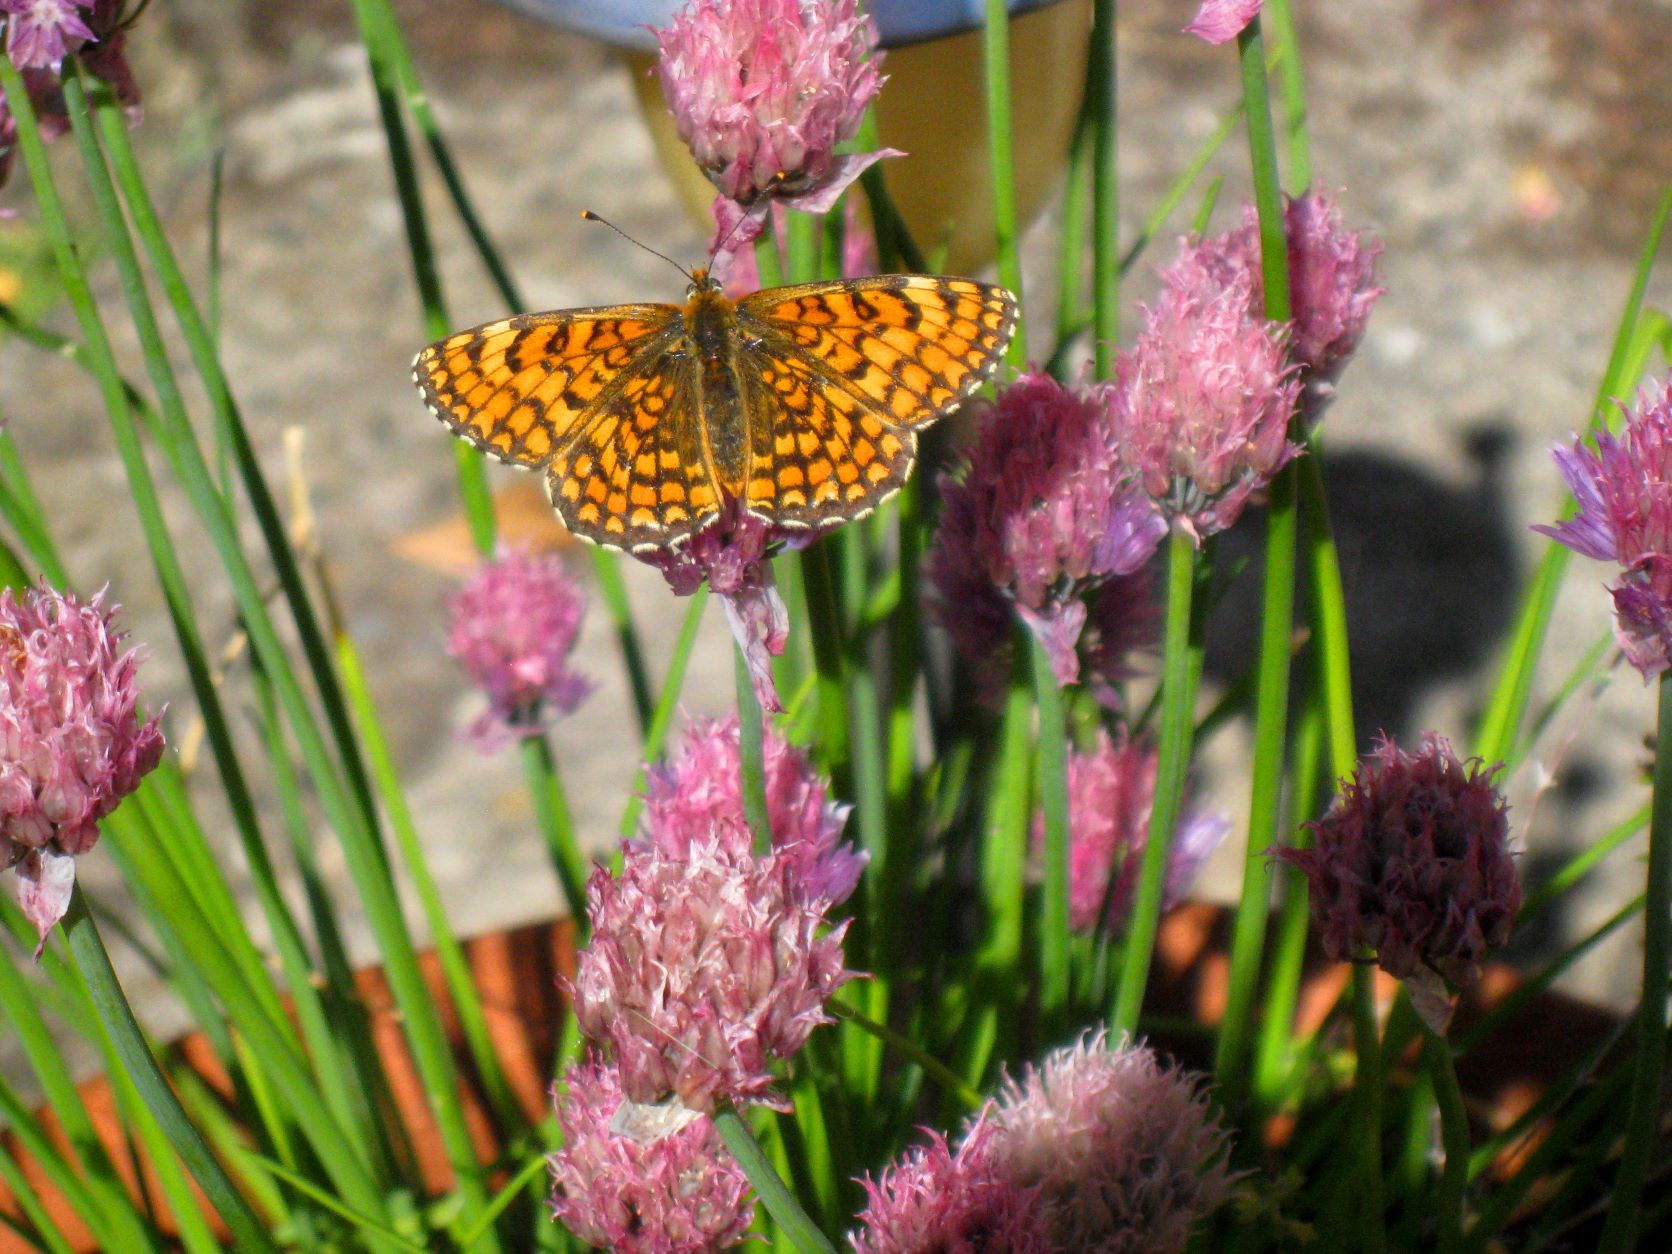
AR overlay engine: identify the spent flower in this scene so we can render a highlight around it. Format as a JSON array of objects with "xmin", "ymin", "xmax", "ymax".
[
  {"xmin": 1114, "ymin": 240, "xmax": 1302, "ymax": 541},
  {"xmin": 1035, "ymin": 731, "xmax": 1228, "ymax": 934},
  {"xmin": 572, "ymin": 831, "xmax": 857, "ymax": 1113},
  {"xmin": 1535, "ymin": 379, "xmax": 1672, "ymax": 678},
  {"xmin": 656, "ymin": 0, "xmax": 896, "ymax": 216},
  {"xmin": 986, "ymin": 1031, "xmax": 1236, "ymax": 1253},
  {"xmin": 1274, "ymin": 733, "xmax": 1519, "ymax": 1032},
  {"xmin": 929, "ymin": 371, "xmax": 1167, "ymax": 690},
  {"xmin": 0, "ymin": 584, "xmax": 163, "ymax": 953},
  {"xmin": 1184, "ymin": 0, "xmax": 1262, "ymax": 45},
  {"xmin": 549, "ymin": 1054, "xmax": 753, "ymax": 1253},
  {"xmin": 641, "ymin": 714, "xmax": 864, "ymax": 906},
  {"xmin": 1, "ymin": 0, "xmax": 94, "ymax": 70},
  {"xmin": 446, "ymin": 547, "xmax": 590, "ymax": 747}
]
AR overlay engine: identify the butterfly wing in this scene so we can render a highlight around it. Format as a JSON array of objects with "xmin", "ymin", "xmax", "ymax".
[
  {"xmin": 731, "ymin": 275, "xmax": 1018, "ymax": 528},
  {"xmin": 412, "ymin": 305, "xmax": 681, "ymax": 468}
]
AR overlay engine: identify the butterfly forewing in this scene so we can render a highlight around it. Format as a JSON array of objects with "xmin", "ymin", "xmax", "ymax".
[{"xmin": 413, "ymin": 305, "xmax": 680, "ymax": 467}]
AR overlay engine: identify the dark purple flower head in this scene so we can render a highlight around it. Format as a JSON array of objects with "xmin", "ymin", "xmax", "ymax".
[
  {"xmin": 446, "ymin": 548, "xmax": 590, "ymax": 748},
  {"xmin": 1535, "ymin": 380, "xmax": 1672, "ymax": 678},
  {"xmin": 1184, "ymin": 0, "xmax": 1262, "ymax": 44},
  {"xmin": 656, "ymin": 0, "xmax": 896, "ymax": 215},
  {"xmin": 929, "ymin": 371, "xmax": 1167, "ymax": 690},
  {"xmin": 849, "ymin": 1114, "xmax": 1051, "ymax": 1254},
  {"xmin": 1034, "ymin": 731, "xmax": 1228, "ymax": 934},
  {"xmin": 1114, "ymin": 242, "xmax": 1302, "ymax": 542},
  {"xmin": 572, "ymin": 832, "xmax": 857, "ymax": 1114},
  {"xmin": 987, "ymin": 1031, "xmax": 1236, "ymax": 1253},
  {"xmin": 548, "ymin": 1054, "xmax": 754, "ymax": 1253},
  {"xmin": 1275, "ymin": 734, "xmax": 1519, "ymax": 1032},
  {"xmin": 642, "ymin": 499, "xmax": 811, "ymax": 714},
  {"xmin": 0, "ymin": 584, "xmax": 163, "ymax": 953},
  {"xmin": 640, "ymin": 714, "xmax": 865, "ymax": 907},
  {"xmin": 1, "ymin": 0, "xmax": 94, "ymax": 70}
]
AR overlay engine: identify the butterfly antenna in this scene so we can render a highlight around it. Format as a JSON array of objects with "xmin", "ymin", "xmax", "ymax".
[{"xmin": 580, "ymin": 210, "xmax": 695, "ymax": 282}]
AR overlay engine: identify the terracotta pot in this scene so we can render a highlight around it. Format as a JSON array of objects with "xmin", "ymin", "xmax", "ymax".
[{"xmin": 0, "ymin": 906, "xmax": 1622, "ymax": 1250}]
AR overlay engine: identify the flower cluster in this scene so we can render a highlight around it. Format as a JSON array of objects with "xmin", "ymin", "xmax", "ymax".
[
  {"xmin": 1114, "ymin": 241, "xmax": 1302, "ymax": 542},
  {"xmin": 1275, "ymin": 734, "xmax": 1519, "ymax": 1032},
  {"xmin": 445, "ymin": 547, "xmax": 590, "ymax": 747},
  {"xmin": 655, "ymin": 0, "xmax": 895, "ymax": 216},
  {"xmin": 852, "ymin": 1032, "xmax": 1234, "ymax": 1252},
  {"xmin": 929, "ymin": 371, "xmax": 1167, "ymax": 694},
  {"xmin": 570, "ymin": 718, "xmax": 861, "ymax": 1116},
  {"xmin": 0, "ymin": 584, "xmax": 163, "ymax": 952},
  {"xmin": 1037, "ymin": 731, "xmax": 1228, "ymax": 934},
  {"xmin": 0, "ymin": 1, "xmax": 141, "ymax": 195},
  {"xmin": 1536, "ymin": 379, "xmax": 1672, "ymax": 679},
  {"xmin": 548, "ymin": 1054, "xmax": 754, "ymax": 1253}
]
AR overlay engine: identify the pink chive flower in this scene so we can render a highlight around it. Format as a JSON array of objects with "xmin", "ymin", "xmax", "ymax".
[
  {"xmin": 571, "ymin": 832, "xmax": 857, "ymax": 1114},
  {"xmin": 849, "ymin": 1116, "xmax": 1051, "ymax": 1254},
  {"xmin": 641, "ymin": 714, "xmax": 865, "ymax": 907},
  {"xmin": 1184, "ymin": 0, "xmax": 1262, "ymax": 45},
  {"xmin": 548, "ymin": 1054, "xmax": 754, "ymax": 1253},
  {"xmin": 656, "ymin": 0, "xmax": 897, "ymax": 216},
  {"xmin": 1535, "ymin": 379, "xmax": 1672, "ymax": 679},
  {"xmin": 1193, "ymin": 194, "xmax": 1384, "ymax": 417},
  {"xmin": 1077, "ymin": 571, "xmax": 1162, "ymax": 711},
  {"xmin": 986, "ymin": 1031, "xmax": 1236, "ymax": 1253},
  {"xmin": 929, "ymin": 371, "xmax": 1168, "ymax": 690},
  {"xmin": 1034, "ymin": 731, "xmax": 1229, "ymax": 934},
  {"xmin": 710, "ymin": 193, "xmax": 877, "ymax": 299},
  {"xmin": 1113, "ymin": 240, "xmax": 1303, "ymax": 542},
  {"xmin": 1274, "ymin": 734, "xmax": 1519, "ymax": 1033},
  {"xmin": 445, "ymin": 548, "xmax": 590, "ymax": 748},
  {"xmin": 1, "ymin": 0, "xmax": 94, "ymax": 70},
  {"xmin": 641, "ymin": 500, "xmax": 810, "ymax": 714},
  {"xmin": 0, "ymin": 585, "xmax": 163, "ymax": 954}
]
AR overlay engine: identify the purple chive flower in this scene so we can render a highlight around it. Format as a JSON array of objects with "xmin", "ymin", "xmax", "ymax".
[
  {"xmin": 642, "ymin": 500, "xmax": 808, "ymax": 714},
  {"xmin": 0, "ymin": 585, "xmax": 163, "ymax": 954},
  {"xmin": 849, "ymin": 1115, "xmax": 1051, "ymax": 1254},
  {"xmin": 1184, "ymin": 0, "xmax": 1262, "ymax": 45},
  {"xmin": 986, "ymin": 1031, "xmax": 1236, "ymax": 1253},
  {"xmin": 1033, "ymin": 731, "xmax": 1229, "ymax": 935},
  {"xmin": 1113, "ymin": 240, "xmax": 1303, "ymax": 542},
  {"xmin": 656, "ymin": 0, "xmax": 898, "ymax": 216},
  {"xmin": 1535, "ymin": 379, "xmax": 1672, "ymax": 679},
  {"xmin": 1, "ymin": 0, "xmax": 94, "ymax": 70},
  {"xmin": 549, "ymin": 1054, "xmax": 754, "ymax": 1253},
  {"xmin": 571, "ymin": 832, "xmax": 857, "ymax": 1114},
  {"xmin": 1274, "ymin": 734, "xmax": 1519, "ymax": 1033},
  {"xmin": 640, "ymin": 714, "xmax": 865, "ymax": 907},
  {"xmin": 445, "ymin": 548, "xmax": 591, "ymax": 748},
  {"xmin": 929, "ymin": 371, "xmax": 1168, "ymax": 691}
]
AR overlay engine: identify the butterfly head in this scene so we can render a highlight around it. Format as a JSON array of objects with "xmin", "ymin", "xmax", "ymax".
[{"xmin": 686, "ymin": 266, "xmax": 719, "ymax": 297}]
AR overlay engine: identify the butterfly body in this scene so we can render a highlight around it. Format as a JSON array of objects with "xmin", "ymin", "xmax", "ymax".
[{"xmin": 414, "ymin": 271, "xmax": 1017, "ymax": 552}]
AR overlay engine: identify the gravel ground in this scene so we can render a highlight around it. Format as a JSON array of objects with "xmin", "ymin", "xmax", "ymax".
[{"xmin": 1, "ymin": 0, "xmax": 1669, "ymax": 1078}]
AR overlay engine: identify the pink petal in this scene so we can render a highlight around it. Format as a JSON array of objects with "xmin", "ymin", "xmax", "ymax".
[
  {"xmin": 1184, "ymin": 0, "xmax": 1262, "ymax": 45},
  {"xmin": 775, "ymin": 149, "xmax": 904, "ymax": 215},
  {"xmin": 17, "ymin": 846, "xmax": 76, "ymax": 958},
  {"xmin": 720, "ymin": 582, "xmax": 789, "ymax": 714}
]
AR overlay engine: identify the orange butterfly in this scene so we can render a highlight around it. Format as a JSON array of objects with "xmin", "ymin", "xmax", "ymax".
[{"xmin": 413, "ymin": 269, "xmax": 1018, "ymax": 552}]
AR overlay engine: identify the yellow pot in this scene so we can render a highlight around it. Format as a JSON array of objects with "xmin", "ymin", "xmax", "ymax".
[{"xmin": 624, "ymin": 0, "xmax": 1090, "ymax": 276}]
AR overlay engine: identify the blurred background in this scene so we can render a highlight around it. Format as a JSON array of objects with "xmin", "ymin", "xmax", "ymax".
[{"xmin": 0, "ymin": 0, "xmax": 1666, "ymax": 1058}]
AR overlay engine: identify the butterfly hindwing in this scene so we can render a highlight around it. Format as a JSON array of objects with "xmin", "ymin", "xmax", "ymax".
[
  {"xmin": 737, "ymin": 275, "xmax": 1018, "ymax": 431},
  {"xmin": 413, "ymin": 305, "xmax": 680, "ymax": 468}
]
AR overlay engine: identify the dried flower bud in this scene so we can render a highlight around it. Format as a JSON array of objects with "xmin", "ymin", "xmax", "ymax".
[
  {"xmin": 1536, "ymin": 379, "xmax": 1672, "ymax": 679},
  {"xmin": 549, "ymin": 1054, "xmax": 753, "ymax": 1253},
  {"xmin": 446, "ymin": 548, "xmax": 590, "ymax": 747},
  {"xmin": 640, "ymin": 714, "xmax": 864, "ymax": 907},
  {"xmin": 656, "ymin": 0, "xmax": 896, "ymax": 214},
  {"xmin": 1114, "ymin": 242, "xmax": 1302, "ymax": 542},
  {"xmin": 986, "ymin": 1031, "xmax": 1236, "ymax": 1253},
  {"xmin": 572, "ymin": 834, "xmax": 856, "ymax": 1113},
  {"xmin": 0, "ymin": 584, "xmax": 162, "ymax": 952},
  {"xmin": 929, "ymin": 371, "xmax": 1167, "ymax": 690},
  {"xmin": 1275, "ymin": 734, "xmax": 1520, "ymax": 1031},
  {"xmin": 1034, "ymin": 731, "xmax": 1228, "ymax": 934}
]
